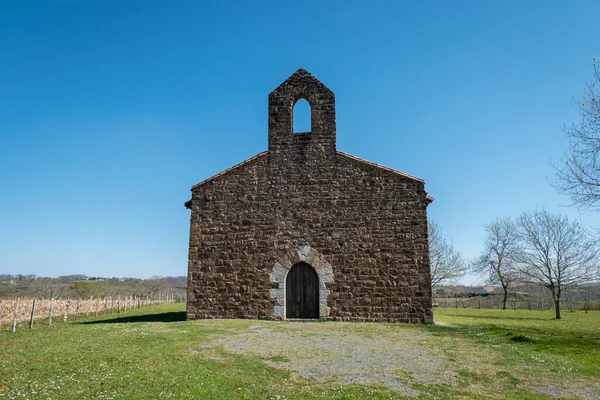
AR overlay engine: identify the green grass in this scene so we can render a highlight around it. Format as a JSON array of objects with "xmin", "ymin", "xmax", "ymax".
[
  {"xmin": 1, "ymin": 305, "xmax": 599, "ymax": 399},
  {"xmin": 434, "ymin": 308, "xmax": 600, "ymax": 377},
  {"xmin": 430, "ymin": 308, "xmax": 600, "ymax": 399}
]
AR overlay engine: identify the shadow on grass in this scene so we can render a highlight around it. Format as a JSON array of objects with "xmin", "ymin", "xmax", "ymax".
[{"xmin": 82, "ymin": 311, "xmax": 186, "ymax": 324}]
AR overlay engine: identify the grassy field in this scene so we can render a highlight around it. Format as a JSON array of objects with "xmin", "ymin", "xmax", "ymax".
[{"xmin": 1, "ymin": 304, "xmax": 599, "ymax": 399}]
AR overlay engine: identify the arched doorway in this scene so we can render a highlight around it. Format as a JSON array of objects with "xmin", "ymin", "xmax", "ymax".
[{"xmin": 286, "ymin": 262, "xmax": 319, "ymax": 319}]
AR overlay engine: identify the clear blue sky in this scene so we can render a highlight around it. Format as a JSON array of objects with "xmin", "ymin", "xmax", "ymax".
[{"xmin": 1, "ymin": 1, "xmax": 599, "ymax": 282}]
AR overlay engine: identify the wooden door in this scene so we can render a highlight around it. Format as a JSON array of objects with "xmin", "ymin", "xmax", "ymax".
[{"xmin": 286, "ymin": 262, "xmax": 319, "ymax": 319}]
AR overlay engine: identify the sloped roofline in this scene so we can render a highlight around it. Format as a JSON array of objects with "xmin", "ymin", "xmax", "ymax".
[
  {"xmin": 270, "ymin": 68, "xmax": 332, "ymax": 97},
  {"xmin": 185, "ymin": 150, "xmax": 434, "ymax": 208},
  {"xmin": 336, "ymin": 151, "xmax": 424, "ymax": 183},
  {"xmin": 190, "ymin": 150, "xmax": 425, "ymax": 188},
  {"xmin": 338, "ymin": 151, "xmax": 434, "ymax": 203},
  {"xmin": 190, "ymin": 151, "xmax": 268, "ymax": 189}
]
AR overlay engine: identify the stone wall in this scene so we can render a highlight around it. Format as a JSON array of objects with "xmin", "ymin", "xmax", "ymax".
[{"xmin": 186, "ymin": 69, "xmax": 433, "ymax": 323}]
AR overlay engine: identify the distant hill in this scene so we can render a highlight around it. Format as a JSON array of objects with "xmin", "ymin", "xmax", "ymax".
[{"xmin": 0, "ymin": 275, "xmax": 187, "ymax": 299}]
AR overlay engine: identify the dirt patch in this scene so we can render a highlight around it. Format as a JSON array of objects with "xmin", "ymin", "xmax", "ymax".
[{"xmin": 199, "ymin": 321, "xmax": 457, "ymax": 394}]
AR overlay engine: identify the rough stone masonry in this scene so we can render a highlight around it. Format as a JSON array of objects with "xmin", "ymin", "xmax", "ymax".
[{"xmin": 185, "ymin": 68, "xmax": 434, "ymax": 323}]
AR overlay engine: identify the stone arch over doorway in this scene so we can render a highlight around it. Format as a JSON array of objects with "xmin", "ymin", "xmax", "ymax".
[{"xmin": 269, "ymin": 244, "xmax": 334, "ymax": 319}]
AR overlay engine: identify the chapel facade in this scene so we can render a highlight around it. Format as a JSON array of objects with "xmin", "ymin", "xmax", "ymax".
[{"xmin": 185, "ymin": 69, "xmax": 434, "ymax": 323}]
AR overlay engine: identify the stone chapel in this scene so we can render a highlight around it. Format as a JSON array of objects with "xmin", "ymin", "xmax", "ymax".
[{"xmin": 185, "ymin": 69, "xmax": 434, "ymax": 323}]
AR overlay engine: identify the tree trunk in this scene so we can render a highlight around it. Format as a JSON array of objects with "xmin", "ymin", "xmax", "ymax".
[
  {"xmin": 502, "ymin": 286, "xmax": 508, "ymax": 310},
  {"xmin": 552, "ymin": 288, "xmax": 561, "ymax": 319}
]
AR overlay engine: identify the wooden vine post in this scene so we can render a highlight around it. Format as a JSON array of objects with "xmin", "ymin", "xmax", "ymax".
[
  {"xmin": 63, "ymin": 299, "xmax": 71, "ymax": 323},
  {"xmin": 48, "ymin": 298, "xmax": 54, "ymax": 326},
  {"xmin": 29, "ymin": 298, "xmax": 37, "ymax": 329},
  {"xmin": 12, "ymin": 298, "xmax": 20, "ymax": 333},
  {"xmin": 75, "ymin": 298, "xmax": 80, "ymax": 320},
  {"xmin": 86, "ymin": 296, "xmax": 92, "ymax": 318}
]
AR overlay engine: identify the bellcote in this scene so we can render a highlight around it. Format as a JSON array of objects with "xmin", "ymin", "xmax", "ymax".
[{"xmin": 268, "ymin": 69, "xmax": 336, "ymax": 159}]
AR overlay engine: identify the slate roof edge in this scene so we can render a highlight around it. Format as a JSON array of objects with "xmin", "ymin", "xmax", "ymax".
[
  {"xmin": 190, "ymin": 151, "xmax": 268, "ymax": 190},
  {"xmin": 336, "ymin": 151, "xmax": 425, "ymax": 183},
  {"xmin": 185, "ymin": 150, "xmax": 433, "ymax": 209}
]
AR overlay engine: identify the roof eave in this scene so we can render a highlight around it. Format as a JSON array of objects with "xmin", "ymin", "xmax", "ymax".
[
  {"xmin": 190, "ymin": 151, "xmax": 268, "ymax": 189},
  {"xmin": 336, "ymin": 151, "xmax": 425, "ymax": 183}
]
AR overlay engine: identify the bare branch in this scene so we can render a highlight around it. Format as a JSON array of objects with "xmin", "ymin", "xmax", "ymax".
[
  {"xmin": 471, "ymin": 217, "xmax": 521, "ymax": 309},
  {"xmin": 515, "ymin": 208, "xmax": 600, "ymax": 318},
  {"xmin": 428, "ymin": 221, "xmax": 467, "ymax": 287},
  {"xmin": 554, "ymin": 59, "xmax": 600, "ymax": 210}
]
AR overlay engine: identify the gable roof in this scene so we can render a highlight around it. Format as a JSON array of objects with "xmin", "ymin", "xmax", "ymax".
[
  {"xmin": 191, "ymin": 151, "xmax": 268, "ymax": 190},
  {"xmin": 336, "ymin": 151, "xmax": 434, "ymax": 204},
  {"xmin": 336, "ymin": 151, "xmax": 424, "ymax": 183},
  {"xmin": 189, "ymin": 150, "xmax": 424, "ymax": 189},
  {"xmin": 185, "ymin": 152, "xmax": 267, "ymax": 209},
  {"xmin": 270, "ymin": 68, "xmax": 333, "ymax": 97},
  {"xmin": 185, "ymin": 150, "xmax": 433, "ymax": 208}
]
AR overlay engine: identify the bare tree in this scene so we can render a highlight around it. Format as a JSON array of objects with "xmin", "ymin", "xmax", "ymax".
[
  {"xmin": 555, "ymin": 59, "xmax": 600, "ymax": 210},
  {"xmin": 472, "ymin": 218, "xmax": 520, "ymax": 310},
  {"xmin": 71, "ymin": 281, "xmax": 100, "ymax": 299},
  {"xmin": 141, "ymin": 277, "xmax": 168, "ymax": 297},
  {"xmin": 428, "ymin": 221, "xmax": 467, "ymax": 288},
  {"xmin": 516, "ymin": 209, "xmax": 599, "ymax": 319},
  {"xmin": 24, "ymin": 278, "xmax": 70, "ymax": 299}
]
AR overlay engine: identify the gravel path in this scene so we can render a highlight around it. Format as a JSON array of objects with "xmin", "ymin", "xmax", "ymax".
[{"xmin": 203, "ymin": 322, "xmax": 457, "ymax": 394}]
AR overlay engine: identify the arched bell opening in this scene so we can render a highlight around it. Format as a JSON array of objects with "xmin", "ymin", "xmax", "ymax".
[{"xmin": 292, "ymin": 98, "xmax": 311, "ymax": 134}]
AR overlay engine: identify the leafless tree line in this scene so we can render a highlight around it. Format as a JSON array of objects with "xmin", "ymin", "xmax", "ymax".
[
  {"xmin": 1, "ymin": 276, "xmax": 187, "ymax": 301},
  {"xmin": 434, "ymin": 282, "xmax": 599, "ymax": 311},
  {"xmin": 472, "ymin": 209, "xmax": 599, "ymax": 319},
  {"xmin": 430, "ymin": 61, "xmax": 600, "ymax": 319},
  {"xmin": 430, "ymin": 208, "xmax": 599, "ymax": 319}
]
